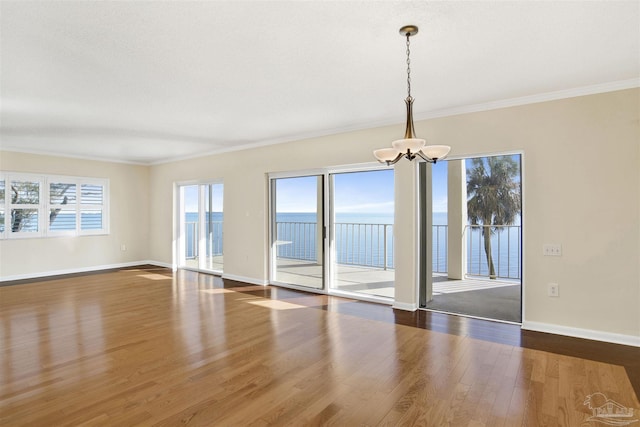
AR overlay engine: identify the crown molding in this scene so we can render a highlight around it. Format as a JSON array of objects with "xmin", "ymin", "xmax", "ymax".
[
  {"xmin": 2, "ymin": 79, "xmax": 637, "ymax": 166},
  {"xmin": 0, "ymin": 146, "xmax": 149, "ymax": 166},
  {"xmin": 152, "ymin": 78, "xmax": 640, "ymax": 166},
  {"xmin": 413, "ymin": 78, "xmax": 640, "ymax": 121}
]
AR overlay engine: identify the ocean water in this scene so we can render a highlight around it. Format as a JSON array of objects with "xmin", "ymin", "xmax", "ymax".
[
  {"xmin": 184, "ymin": 211, "xmax": 521, "ymax": 279},
  {"xmin": 184, "ymin": 212, "xmax": 224, "ymax": 257}
]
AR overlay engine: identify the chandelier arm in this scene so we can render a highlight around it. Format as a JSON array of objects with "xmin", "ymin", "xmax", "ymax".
[
  {"xmin": 415, "ymin": 150, "xmax": 437, "ymax": 164},
  {"xmin": 386, "ymin": 152, "xmax": 404, "ymax": 166}
]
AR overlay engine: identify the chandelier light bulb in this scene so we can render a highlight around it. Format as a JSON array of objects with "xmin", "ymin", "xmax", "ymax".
[{"xmin": 374, "ymin": 148, "xmax": 401, "ymax": 162}]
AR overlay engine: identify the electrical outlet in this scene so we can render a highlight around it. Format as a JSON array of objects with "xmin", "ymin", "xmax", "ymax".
[
  {"xmin": 543, "ymin": 244, "xmax": 562, "ymax": 256},
  {"xmin": 548, "ymin": 283, "xmax": 559, "ymax": 297}
]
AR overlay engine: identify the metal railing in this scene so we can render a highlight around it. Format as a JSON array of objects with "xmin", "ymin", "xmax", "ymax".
[
  {"xmin": 185, "ymin": 221, "xmax": 223, "ymax": 259},
  {"xmin": 335, "ymin": 223, "xmax": 393, "ymax": 269},
  {"xmin": 433, "ymin": 225, "xmax": 448, "ymax": 273},
  {"xmin": 465, "ymin": 224, "xmax": 521, "ymax": 280},
  {"xmin": 184, "ymin": 218, "xmax": 520, "ymax": 279},
  {"xmin": 276, "ymin": 222, "xmax": 394, "ymax": 269},
  {"xmin": 275, "ymin": 221, "xmax": 318, "ymax": 261}
]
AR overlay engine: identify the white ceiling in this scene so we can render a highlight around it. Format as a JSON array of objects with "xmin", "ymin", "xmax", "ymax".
[{"xmin": 1, "ymin": 1, "xmax": 638, "ymax": 165}]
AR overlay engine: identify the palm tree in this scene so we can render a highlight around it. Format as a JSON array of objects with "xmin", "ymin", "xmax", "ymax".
[{"xmin": 466, "ymin": 156, "xmax": 521, "ymax": 279}]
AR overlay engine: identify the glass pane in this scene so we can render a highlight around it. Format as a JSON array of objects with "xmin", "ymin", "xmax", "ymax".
[
  {"xmin": 0, "ymin": 210, "xmax": 4, "ymax": 233},
  {"xmin": 423, "ymin": 154, "xmax": 522, "ymax": 323},
  {"xmin": 432, "ymin": 161, "xmax": 448, "ymax": 274},
  {"xmin": 204, "ymin": 183, "xmax": 224, "ymax": 272},
  {"xmin": 0, "ymin": 180, "xmax": 4, "ymax": 204},
  {"xmin": 50, "ymin": 183, "xmax": 76, "ymax": 204},
  {"xmin": 81, "ymin": 210, "xmax": 103, "ymax": 230},
  {"xmin": 11, "ymin": 209, "xmax": 38, "ymax": 232},
  {"xmin": 273, "ymin": 176, "xmax": 323, "ymax": 289},
  {"xmin": 81, "ymin": 184, "xmax": 103, "ymax": 204},
  {"xmin": 50, "ymin": 208, "xmax": 77, "ymax": 231},
  {"xmin": 464, "ymin": 155, "xmax": 522, "ymax": 280},
  {"xmin": 332, "ymin": 170, "xmax": 394, "ymax": 298},
  {"xmin": 182, "ymin": 185, "xmax": 199, "ymax": 268},
  {"xmin": 11, "ymin": 180, "xmax": 39, "ymax": 204}
]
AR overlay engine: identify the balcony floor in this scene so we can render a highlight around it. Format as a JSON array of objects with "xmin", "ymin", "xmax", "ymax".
[
  {"xmin": 427, "ymin": 273, "xmax": 521, "ymax": 323},
  {"xmin": 274, "ymin": 258, "xmax": 394, "ymax": 297},
  {"xmin": 274, "ymin": 259, "xmax": 520, "ymax": 322},
  {"xmin": 183, "ymin": 255, "xmax": 223, "ymax": 272}
]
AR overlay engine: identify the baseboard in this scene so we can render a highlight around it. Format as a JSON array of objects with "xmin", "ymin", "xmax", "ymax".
[
  {"xmin": 522, "ymin": 321, "xmax": 640, "ymax": 348},
  {"xmin": 392, "ymin": 301, "xmax": 418, "ymax": 312},
  {"xmin": 221, "ymin": 273, "xmax": 268, "ymax": 286},
  {"xmin": 144, "ymin": 260, "xmax": 174, "ymax": 270},
  {"xmin": 0, "ymin": 261, "xmax": 151, "ymax": 282},
  {"xmin": 0, "ymin": 262, "xmax": 265, "ymax": 286}
]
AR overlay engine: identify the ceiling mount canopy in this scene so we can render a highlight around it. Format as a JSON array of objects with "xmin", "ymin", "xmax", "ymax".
[{"xmin": 374, "ymin": 25, "xmax": 451, "ymax": 166}]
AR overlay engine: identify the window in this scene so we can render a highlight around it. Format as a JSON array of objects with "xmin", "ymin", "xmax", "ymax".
[
  {"xmin": 0, "ymin": 172, "xmax": 109, "ymax": 239},
  {"xmin": 9, "ymin": 177, "xmax": 40, "ymax": 236},
  {"xmin": 80, "ymin": 183, "xmax": 105, "ymax": 232},
  {"xmin": 49, "ymin": 182, "xmax": 77, "ymax": 233}
]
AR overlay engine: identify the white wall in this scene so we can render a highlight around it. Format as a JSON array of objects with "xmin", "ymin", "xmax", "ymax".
[
  {"xmin": 1, "ymin": 89, "xmax": 637, "ymax": 343},
  {"xmin": 148, "ymin": 88, "xmax": 639, "ymax": 341},
  {"xmin": 148, "ymin": 123, "xmax": 400, "ymax": 283},
  {"xmin": 0, "ymin": 151, "xmax": 150, "ymax": 278},
  {"xmin": 425, "ymin": 90, "xmax": 639, "ymax": 339}
]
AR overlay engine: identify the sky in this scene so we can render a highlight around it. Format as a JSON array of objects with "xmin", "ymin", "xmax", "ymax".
[
  {"xmin": 183, "ymin": 184, "xmax": 224, "ymax": 212},
  {"xmin": 275, "ymin": 170, "xmax": 391, "ymax": 214},
  {"xmin": 182, "ymin": 155, "xmax": 519, "ymax": 214},
  {"xmin": 274, "ymin": 166, "xmax": 449, "ymax": 214},
  {"xmin": 432, "ymin": 162, "xmax": 448, "ymax": 213}
]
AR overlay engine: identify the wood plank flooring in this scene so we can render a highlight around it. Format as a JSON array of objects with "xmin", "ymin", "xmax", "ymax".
[{"xmin": 1, "ymin": 266, "xmax": 638, "ymax": 426}]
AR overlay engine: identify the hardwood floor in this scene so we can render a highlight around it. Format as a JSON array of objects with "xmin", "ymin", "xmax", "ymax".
[{"xmin": 1, "ymin": 266, "xmax": 638, "ymax": 426}]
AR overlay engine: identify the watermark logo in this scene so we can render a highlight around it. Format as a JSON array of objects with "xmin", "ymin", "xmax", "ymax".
[{"xmin": 583, "ymin": 392, "xmax": 638, "ymax": 426}]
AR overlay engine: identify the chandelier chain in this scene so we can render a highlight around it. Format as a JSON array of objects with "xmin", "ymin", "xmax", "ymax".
[{"xmin": 406, "ymin": 34, "xmax": 411, "ymax": 99}]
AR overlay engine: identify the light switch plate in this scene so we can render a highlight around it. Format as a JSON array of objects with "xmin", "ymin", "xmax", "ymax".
[{"xmin": 543, "ymin": 244, "xmax": 562, "ymax": 256}]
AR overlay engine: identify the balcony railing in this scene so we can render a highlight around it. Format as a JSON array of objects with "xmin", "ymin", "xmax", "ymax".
[
  {"xmin": 185, "ymin": 219, "xmax": 521, "ymax": 280},
  {"xmin": 185, "ymin": 221, "xmax": 223, "ymax": 259},
  {"xmin": 465, "ymin": 224, "xmax": 521, "ymax": 280},
  {"xmin": 433, "ymin": 225, "xmax": 448, "ymax": 274},
  {"xmin": 275, "ymin": 221, "xmax": 521, "ymax": 280},
  {"xmin": 335, "ymin": 223, "xmax": 393, "ymax": 270},
  {"xmin": 276, "ymin": 222, "xmax": 394, "ymax": 270},
  {"xmin": 432, "ymin": 224, "xmax": 521, "ymax": 280},
  {"xmin": 275, "ymin": 221, "xmax": 318, "ymax": 262}
]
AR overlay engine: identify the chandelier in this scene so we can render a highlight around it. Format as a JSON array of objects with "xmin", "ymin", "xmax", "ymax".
[{"xmin": 374, "ymin": 25, "xmax": 451, "ymax": 165}]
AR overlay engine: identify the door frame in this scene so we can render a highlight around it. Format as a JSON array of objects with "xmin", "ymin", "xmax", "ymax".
[
  {"xmin": 268, "ymin": 169, "xmax": 327, "ymax": 292},
  {"xmin": 267, "ymin": 164, "xmax": 393, "ymax": 303},
  {"xmin": 174, "ymin": 179, "xmax": 224, "ymax": 274},
  {"xmin": 418, "ymin": 150, "xmax": 525, "ymax": 323}
]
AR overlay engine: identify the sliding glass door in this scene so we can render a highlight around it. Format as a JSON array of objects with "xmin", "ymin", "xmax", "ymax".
[
  {"xmin": 178, "ymin": 182, "xmax": 224, "ymax": 273},
  {"xmin": 271, "ymin": 175, "xmax": 324, "ymax": 289},
  {"xmin": 330, "ymin": 170, "xmax": 394, "ymax": 298},
  {"xmin": 420, "ymin": 154, "xmax": 522, "ymax": 323},
  {"xmin": 269, "ymin": 168, "xmax": 394, "ymax": 300}
]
